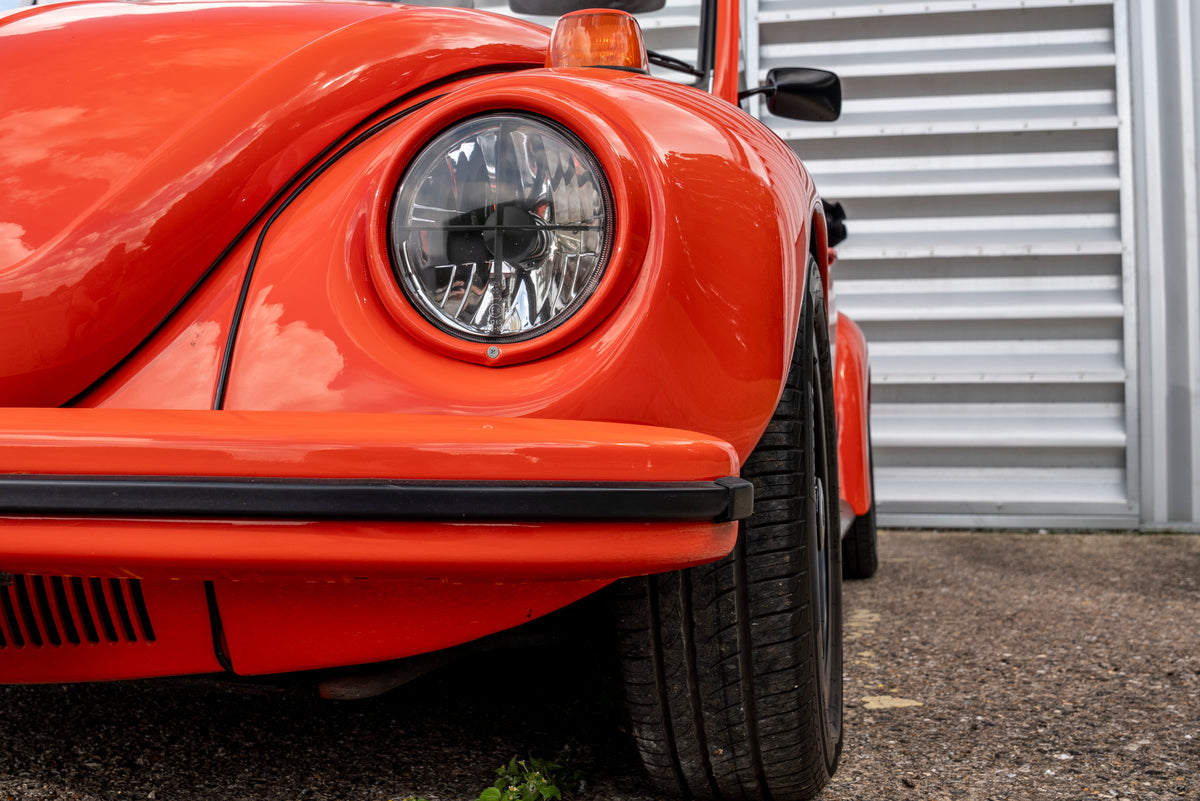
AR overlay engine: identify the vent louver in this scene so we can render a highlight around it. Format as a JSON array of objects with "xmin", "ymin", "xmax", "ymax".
[{"xmin": 0, "ymin": 575, "xmax": 155, "ymax": 649}]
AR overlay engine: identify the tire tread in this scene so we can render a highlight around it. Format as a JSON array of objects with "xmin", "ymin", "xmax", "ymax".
[{"xmin": 615, "ymin": 257, "xmax": 843, "ymax": 801}]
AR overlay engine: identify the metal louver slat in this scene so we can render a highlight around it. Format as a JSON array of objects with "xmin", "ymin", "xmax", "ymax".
[
  {"xmin": 755, "ymin": 0, "xmax": 1116, "ymax": 20},
  {"xmin": 839, "ymin": 276, "xmax": 1124, "ymax": 321},
  {"xmin": 806, "ymin": 151, "xmax": 1121, "ymax": 198},
  {"xmin": 777, "ymin": 104, "xmax": 1119, "ymax": 139},
  {"xmin": 872, "ymin": 403, "xmax": 1127, "ymax": 449},
  {"xmin": 749, "ymin": 0, "xmax": 1137, "ymax": 526}
]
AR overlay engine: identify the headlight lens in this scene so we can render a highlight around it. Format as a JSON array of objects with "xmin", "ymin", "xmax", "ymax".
[{"xmin": 390, "ymin": 114, "xmax": 613, "ymax": 343}]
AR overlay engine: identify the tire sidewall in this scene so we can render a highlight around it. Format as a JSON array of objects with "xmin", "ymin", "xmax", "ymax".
[{"xmin": 805, "ymin": 256, "xmax": 844, "ymax": 770}]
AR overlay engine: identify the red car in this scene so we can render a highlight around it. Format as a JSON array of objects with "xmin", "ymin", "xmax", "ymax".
[{"xmin": 0, "ymin": 0, "xmax": 875, "ymax": 798}]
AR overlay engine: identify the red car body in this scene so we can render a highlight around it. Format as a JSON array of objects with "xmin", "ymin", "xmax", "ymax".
[{"xmin": 0, "ymin": 0, "xmax": 869, "ymax": 690}]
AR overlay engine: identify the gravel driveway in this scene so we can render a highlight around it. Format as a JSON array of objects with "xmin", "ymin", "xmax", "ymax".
[{"xmin": 2, "ymin": 530, "xmax": 1197, "ymax": 800}]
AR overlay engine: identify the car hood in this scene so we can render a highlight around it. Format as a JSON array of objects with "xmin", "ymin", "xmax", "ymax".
[{"xmin": 0, "ymin": 0, "xmax": 548, "ymax": 406}]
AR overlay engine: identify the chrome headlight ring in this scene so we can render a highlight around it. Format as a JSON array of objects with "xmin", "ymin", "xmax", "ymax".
[{"xmin": 389, "ymin": 113, "xmax": 614, "ymax": 344}]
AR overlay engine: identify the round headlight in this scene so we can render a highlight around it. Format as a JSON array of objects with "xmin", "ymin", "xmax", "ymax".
[{"xmin": 389, "ymin": 114, "xmax": 613, "ymax": 343}]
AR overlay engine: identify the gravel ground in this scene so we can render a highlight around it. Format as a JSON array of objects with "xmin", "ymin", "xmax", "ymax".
[{"xmin": 1, "ymin": 530, "xmax": 1197, "ymax": 801}]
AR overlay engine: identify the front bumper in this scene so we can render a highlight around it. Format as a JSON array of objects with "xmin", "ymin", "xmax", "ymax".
[{"xmin": 0, "ymin": 408, "xmax": 748, "ymax": 581}]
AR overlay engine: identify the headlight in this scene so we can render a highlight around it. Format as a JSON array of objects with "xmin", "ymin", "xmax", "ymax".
[{"xmin": 389, "ymin": 114, "xmax": 613, "ymax": 343}]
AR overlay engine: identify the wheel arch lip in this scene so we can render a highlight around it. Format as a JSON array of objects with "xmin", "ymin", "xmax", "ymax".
[{"xmin": 810, "ymin": 196, "xmax": 835, "ymax": 303}]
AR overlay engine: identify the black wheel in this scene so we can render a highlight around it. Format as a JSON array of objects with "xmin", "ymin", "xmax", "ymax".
[
  {"xmin": 615, "ymin": 256, "xmax": 842, "ymax": 801},
  {"xmin": 841, "ymin": 419, "xmax": 878, "ymax": 580}
]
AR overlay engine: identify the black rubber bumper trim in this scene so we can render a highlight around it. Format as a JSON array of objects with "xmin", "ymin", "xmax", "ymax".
[{"xmin": 0, "ymin": 476, "xmax": 754, "ymax": 524}]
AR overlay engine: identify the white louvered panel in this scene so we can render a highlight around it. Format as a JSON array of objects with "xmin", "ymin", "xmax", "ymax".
[
  {"xmin": 838, "ymin": 275, "xmax": 1124, "ymax": 322},
  {"xmin": 873, "ymin": 403, "xmax": 1130, "ymax": 519},
  {"xmin": 749, "ymin": 0, "xmax": 1137, "ymax": 526}
]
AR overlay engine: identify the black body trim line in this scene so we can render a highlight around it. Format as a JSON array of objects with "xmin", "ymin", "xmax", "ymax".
[
  {"xmin": 212, "ymin": 65, "xmax": 540, "ymax": 409},
  {"xmin": 0, "ymin": 476, "xmax": 754, "ymax": 523},
  {"xmin": 204, "ymin": 581, "xmax": 233, "ymax": 673},
  {"xmin": 212, "ymin": 95, "xmax": 439, "ymax": 409}
]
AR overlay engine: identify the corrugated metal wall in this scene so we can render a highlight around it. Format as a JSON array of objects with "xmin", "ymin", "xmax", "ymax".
[{"xmin": 745, "ymin": 0, "xmax": 1140, "ymax": 528}]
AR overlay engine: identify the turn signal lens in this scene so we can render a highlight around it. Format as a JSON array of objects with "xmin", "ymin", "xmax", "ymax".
[{"xmin": 547, "ymin": 10, "xmax": 649, "ymax": 73}]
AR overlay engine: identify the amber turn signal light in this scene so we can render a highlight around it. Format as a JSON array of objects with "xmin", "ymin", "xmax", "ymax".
[{"xmin": 547, "ymin": 10, "xmax": 649, "ymax": 72}]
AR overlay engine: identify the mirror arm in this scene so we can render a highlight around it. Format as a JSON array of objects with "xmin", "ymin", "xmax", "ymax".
[{"xmin": 737, "ymin": 84, "xmax": 773, "ymax": 102}]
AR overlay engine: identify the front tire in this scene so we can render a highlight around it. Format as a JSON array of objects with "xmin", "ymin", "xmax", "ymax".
[{"xmin": 615, "ymin": 257, "xmax": 843, "ymax": 801}]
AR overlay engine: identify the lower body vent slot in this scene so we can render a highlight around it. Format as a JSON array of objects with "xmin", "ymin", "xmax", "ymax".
[{"xmin": 0, "ymin": 575, "xmax": 155, "ymax": 649}]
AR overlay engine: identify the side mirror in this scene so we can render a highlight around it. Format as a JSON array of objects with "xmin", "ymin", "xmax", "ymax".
[
  {"xmin": 741, "ymin": 68, "xmax": 841, "ymax": 122},
  {"xmin": 510, "ymin": 0, "xmax": 665, "ymax": 14}
]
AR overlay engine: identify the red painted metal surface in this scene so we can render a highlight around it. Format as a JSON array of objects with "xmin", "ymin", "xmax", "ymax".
[
  {"xmin": 213, "ymin": 71, "xmax": 811, "ymax": 462},
  {"xmin": 0, "ymin": 408, "xmax": 738, "ymax": 481},
  {"xmin": 75, "ymin": 234, "xmax": 252, "ymax": 410},
  {"xmin": 215, "ymin": 579, "xmax": 614, "ymax": 675},
  {"xmin": 72, "ymin": 67, "xmax": 816, "ymax": 462},
  {"xmin": 0, "ymin": 1, "xmax": 547, "ymax": 406},
  {"xmin": 713, "ymin": 0, "xmax": 741, "ymax": 103},
  {"xmin": 0, "ymin": 517, "xmax": 738, "ymax": 583},
  {"xmin": 0, "ymin": 0, "xmax": 868, "ymax": 684},
  {"xmin": 836, "ymin": 313, "xmax": 872, "ymax": 516}
]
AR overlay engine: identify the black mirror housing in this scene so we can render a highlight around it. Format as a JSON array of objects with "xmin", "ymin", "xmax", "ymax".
[{"xmin": 764, "ymin": 68, "xmax": 841, "ymax": 122}]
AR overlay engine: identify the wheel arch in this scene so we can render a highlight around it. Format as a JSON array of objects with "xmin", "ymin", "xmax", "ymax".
[
  {"xmin": 809, "ymin": 201, "xmax": 833, "ymax": 302},
  {"xmin": 807, "ymin": 201, "xmax": 871, "ymax": 518}
]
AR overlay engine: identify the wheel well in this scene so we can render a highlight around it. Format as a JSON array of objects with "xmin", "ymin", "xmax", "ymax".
[{"xmin": 809, "ymin": 205, "xmax": 831, "ymax": 302}]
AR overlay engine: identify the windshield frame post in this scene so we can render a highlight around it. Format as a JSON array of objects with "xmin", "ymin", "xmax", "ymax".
[{"xmin": 710, "ymin": 0, "xmax": 739, "ymax": 103}]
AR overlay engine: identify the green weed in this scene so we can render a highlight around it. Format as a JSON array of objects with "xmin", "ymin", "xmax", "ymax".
[
  {"xmin": 394, "ymin": 752, "xmax": 582, "ymax": 801},
  {"xmin": 478, "ymin": 756, "xmax": 578, "ymax": 801}
]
